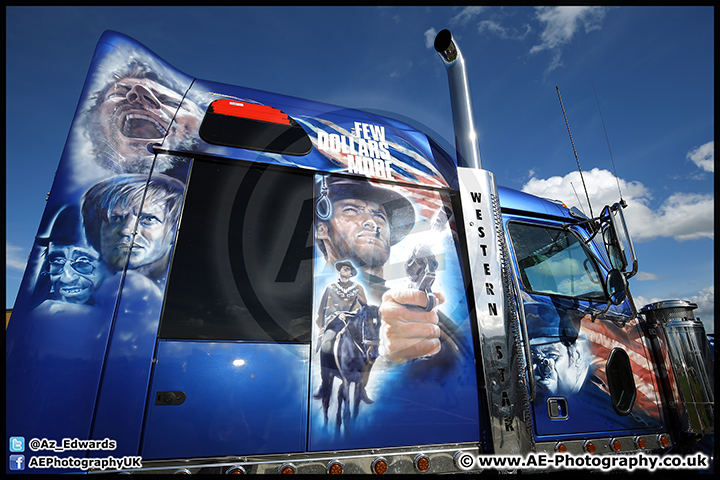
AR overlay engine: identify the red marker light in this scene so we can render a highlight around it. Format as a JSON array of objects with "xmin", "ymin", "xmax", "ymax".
[
  {"xmin": 583, "ymin": 440, "xmax": 596, "ymax": 454},
  {"xmin": 210, "ymin": 99, "xmax": 291, "ymax": 125}
]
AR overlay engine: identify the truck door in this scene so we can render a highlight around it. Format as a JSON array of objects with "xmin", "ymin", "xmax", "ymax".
[{"xmin": 505, "ymin": 220, "xmax": 665, "ymax": 442}]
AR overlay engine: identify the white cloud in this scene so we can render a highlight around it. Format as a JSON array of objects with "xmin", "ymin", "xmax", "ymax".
[
  {"xmin": 546, "ymin": 50, "xmax": 564, "ymax": 73},
  {"xmin": 449, "ymin": 6, "xmax": 488, "ymax": 26},
  {"xmin": 478, "ymin": 19, "xmax": 531, "ymax": 41},
  {"xmin": 634, "ymin": 271, "xmax": 662, "ymax": 281},
  {"xmin": 477, "ymin": 19, "xmax": 505, "ymax": 36},
  {"xmin": 424, "ymin": 28, "xmax": 437, "ymax": 49},
  {"xmin": 529, "ymin": 6, "xmax": 606, "ymax": 73},
  {"xmin": 521, "ymin": 168, "xmax": 714, "ymax": 242},
  {"xmin": 641, "ymin": 193, "xmax": 714, "ymax": 242},
  {"xmin": 530, "ymin": 6, "xmax": 606, "ymax": 53},
  {"xmin": 686, "ymin": 285, "xmax": 715, "ymax": 332},
  {"xmin": 687, "ymin": 141, "xmax": 714, "ymax": 173},
  {"xmin": 522, "ymin": 167, "xmax": 648, "ymax": 217},
  {"xmin": 6, "ymin": 242, "xmax": 28, "ymax": 271}
]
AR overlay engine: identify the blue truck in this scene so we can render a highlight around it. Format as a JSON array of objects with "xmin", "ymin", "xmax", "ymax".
[{"xmin": 6, "ymin": 29, "xmax": 713, "ymax": 474}]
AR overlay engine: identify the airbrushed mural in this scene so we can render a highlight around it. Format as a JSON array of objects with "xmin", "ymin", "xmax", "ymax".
[
  {"xmin": 20, "ymin": 36, "xmax": 202, "ymax": 318},
  {"xmin": 523, "ymin": 292, "xmax": 665, "ymax": 437},
  {"xmin": 309, "ymin": 174, "xmax": 480, "ymax": 449},
  {"xmin": 15, "ymin": 30, "xmax": 454, "ymax": 321},
  {"xmin": 6, "ymin": 33, "xmax": 203, "ymax": 450}
]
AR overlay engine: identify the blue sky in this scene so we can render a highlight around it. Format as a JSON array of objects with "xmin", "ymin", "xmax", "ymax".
[{"xmin": 6, "ymin": 6, "xmax": 714, "ymax": 332}]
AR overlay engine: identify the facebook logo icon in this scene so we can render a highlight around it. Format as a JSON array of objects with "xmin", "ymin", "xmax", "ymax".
[{"xmin": 9, "ymin": 454, "xmax": 25, "ymax": 470}]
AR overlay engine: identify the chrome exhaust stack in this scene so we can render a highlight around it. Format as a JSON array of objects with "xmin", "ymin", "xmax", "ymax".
[
  {"xmin": 434, "ymin": 29, "xmax": 482, "ymax": 170},
  {"xmin": 441, "ymin": 29, "xmax": 536, "ymax": 456}
]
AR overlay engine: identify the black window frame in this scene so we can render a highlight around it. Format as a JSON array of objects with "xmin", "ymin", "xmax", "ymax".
[
  {"xmin": 158, "ymin": 156, "xmax": 315, "ymax": 343},
  {"xmin": 506, "ymin": 220, "xmax": 608, "ymax": 303}
]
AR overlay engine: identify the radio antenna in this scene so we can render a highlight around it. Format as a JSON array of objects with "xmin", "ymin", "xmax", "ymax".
[
  {"xmin": 592, "ymin": 80, "xmax": 625, "ymax": 207},
  {"xmin": 556, "ymin": 86, "xmax": 593, "ymax": 219},
  {"xmin": 570, "ymin": 181, "xmax": 587, "ymax": 216}
]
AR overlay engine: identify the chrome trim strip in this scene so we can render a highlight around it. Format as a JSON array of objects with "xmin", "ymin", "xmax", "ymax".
[
  {"xmin": 457, "ymin": 167, "xmax": 534, "ymax": 456},
  {"xmin": 534, "ymin": 433, "xmax": 672, "ymax": 456},
  {"xmin": 90, "ymin": 443, "xmax": 482, "ymax": 474}
]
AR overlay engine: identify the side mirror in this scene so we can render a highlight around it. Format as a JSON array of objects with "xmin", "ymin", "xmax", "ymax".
[
  {"xmin": 605, "ymin": 269, "xmax": 627, "ymax": 306},
  {"xmin": 600, "ymin": 204, "xmax": 638, "ymax": 279},
  {"xmin": 592, "ymin": 268, "xmax": 635, "ymax": 323}
]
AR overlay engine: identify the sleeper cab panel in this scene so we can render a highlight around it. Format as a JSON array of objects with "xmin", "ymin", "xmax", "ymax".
[{"xmin": 142, "ymin": 341, "xmax": 309, "ymax": 459}]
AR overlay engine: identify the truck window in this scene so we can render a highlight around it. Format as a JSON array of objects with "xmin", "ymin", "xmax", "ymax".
[
  {"xmin": 507, "ymin": 222, "xmax": 605, "ymax": 301},
  {"xmin": 159, "ymin": 158, "xmax": 314, "ymax": 342}
]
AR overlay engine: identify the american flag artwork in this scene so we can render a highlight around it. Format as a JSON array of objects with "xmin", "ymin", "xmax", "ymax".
[
  {"xmin": 297, "ymin": 116, "xmax": 452, "ymax": 189},
  {"xmin": 523, "ymin": 290, "xmax": 666, "ymax": 436},
  {"xmin": 581, "ymin": 316, "xmax": 665, "ymax": 423}
]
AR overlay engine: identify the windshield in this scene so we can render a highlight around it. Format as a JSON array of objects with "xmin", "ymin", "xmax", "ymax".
[{"xmin": 508, "ymin": 222, "xmax": 606, "ymax": 301}]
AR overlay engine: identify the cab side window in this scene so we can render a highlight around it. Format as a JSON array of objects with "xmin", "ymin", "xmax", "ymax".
[
  {"xmin": 507, "ymin": 222, "xmax": 605, "ymax": 301},
  {"xmin": 159, "ymin": 158, "xmax": 314, "ymax": 342}
]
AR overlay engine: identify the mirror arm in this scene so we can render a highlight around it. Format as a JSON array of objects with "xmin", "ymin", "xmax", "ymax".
[
  {"xmin": 591, "ymin": 300, "xmax": 613, "ymax": 322},
  {"xmin": 562, "ymin": 217, "xmax": 602, "ymax": 245},
  {"xmin": 564, "ymin": 223, "xmax": 597, "ymax": 246},
  {"xmin": 625, "ymin": 287, "xmax": 639, "ymax": 320}
]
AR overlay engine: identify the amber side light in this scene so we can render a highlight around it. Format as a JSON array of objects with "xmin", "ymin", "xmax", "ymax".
[
  {"xmin": 371, "ymin": 457, "xmax": 388, "ymax": 475},
  {"xmin": 583, "ymin": 440, "xmax": 596, "ymax": 454},
  {"xmin": 278, "ymin": 463, "xmax": 297, "ymax": 474},
  {"xmin": 326, "ymin": 460, "xmax": 344, "ymax": 475},
  {"xmin": 414, "ymin": 454, "xmax": 430, "ymax": 472}
]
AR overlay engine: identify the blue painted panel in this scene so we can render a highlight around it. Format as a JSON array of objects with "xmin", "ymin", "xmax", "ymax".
[
  {"xmin": 498, "ymin": 186, "xmax": 573, "ymax": 219},
  {"xmin": 180, "ymin": 77, "xmax": 456, "ymax": 189},
  {"xmin": 88, "ymin": 270, "xmax": 181, "ymax": 458},
  {"xmin": 142, "ymin": 341, "xmax": 309, "ymax": 459},
  {"xmin": 5, "ymin": 27, "xmax": 197, "ymax": 469},
  {"xmin": 522, "ymin": 293, "xmax": 665, "ymax": 441},
  {"xmin": 5, "ymin": 296, "xmax": 116, "ymax": 474}
]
